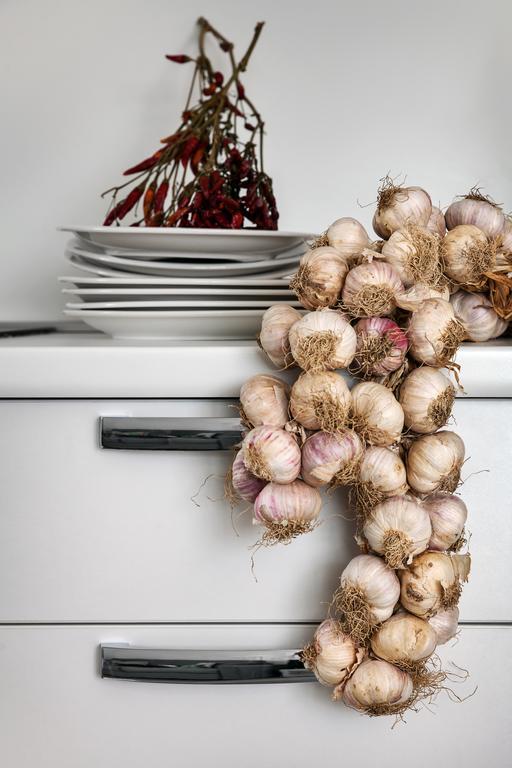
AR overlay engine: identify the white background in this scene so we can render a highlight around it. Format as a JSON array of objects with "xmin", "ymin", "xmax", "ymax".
[{"xmin": 1, "ymin": 0, "xmax": 511, "ymax": 320}]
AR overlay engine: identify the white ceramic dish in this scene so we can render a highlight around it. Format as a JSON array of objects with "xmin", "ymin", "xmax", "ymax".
[
  {"xmin": 65, "ymin": 299, "xmax": 301, "ymax": 310},
  {"xmin": 62, "ymin": 287, "xmax": 296, "ymax": 302},
  {"xmin": 58, "ymin": 275, "xmax": 291, "ymax": 288},
  {"xmin": 60, "ymin": 225, "xmax": 316, "ymax": 255},
  {"xmin": 73, "ymin": 241, "xmax": 305, "ymax": 263},
  {"xmin": 62, "ymin": 308, "xmax": 265, "ymax": 339}
]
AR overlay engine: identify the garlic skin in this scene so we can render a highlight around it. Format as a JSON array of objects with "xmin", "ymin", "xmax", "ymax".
[
  {"xmin": 290, "ymin": 246, "xmax": 348, "ymax": 309},
  {"xmin": 407, "ymin": 298, "xmax": 465, "ymax": 366},
  {"xmin": 259, "ymin": 304, "xmax": 302, "ymax": 368},
  {"xmin": 406, "ymin": 430, "xmax": 465, "ymax": 495},
  {"xmin": 451, "ymin": 290, "xmax": 507, "ymax": 342},
  {"xmin": 381, "ymin": 225, "xmax": 442, "ymax": 288},
  {"xmin": 423, "ymin": 492, "xmax": 468, "ymax": 551},
  {"xmin": 353, "ymin": 317, "xmax": 408, "ymax": 378},
  {"xmin": 290, "ymin": 371, "xmax": 351, "ymax": 432},
  {"xmin": 240, "ymin": 374, "xmax": 290, "ymax": 428},
  {"xmin": 288, "ymin": 309, "xmax": 356, "ymax": 372},
  {"xmin": 363, "ymin": 495, "xmax": 432, "ymax": 568},
  {"xmin": 302, "ymin": 619, "xmax": 364, "ymax": 695},
  {"xmin": 343, "ymin": 659, "xmax": 413, "ymax": 714},
  {"xmin": 427, "ymin": 206, "xmax": 446, "ymax": 238},
  {"xmin": 371, "ymin": 612, "xmax": 437, "ymax": 664},
  {"xmin": 373, "ymin": 184, "xmax": 432, "ymax": 239},
  {"xmin": 442, "ymin": 224, "xmax": 495, "ymax": 289},
  {"xmin": 326, "ymin": 217, "xmax": 370, "ymax": 260},
  {"xmin": 242, "ymin": 426, "xmax": 301, "ymax": 484},
  {"xmin": 399, "ymin": 367, "xmax": 455, "ymax": 434},
  {"xmin": 338, "ymin": 554, "xmax": 400, "ymax": 625},
  {"xmin": 351, "ymin": 382, "xmax": 405, "ymax": 446},
  {"xmin": 395, "ymin": 283, "xmax": 450, "ymax": 312},
  {"xmin": 342, "ymin": 261, "xmax": 404, "ymax": 317},
  {"xmin": 301, "ymin": 430, "xmax": 363, "ymax": 487},
  {"xmin": 428, "ymin": 606, "xmax": 459, "ymax": 645},
  {"xmin": 229, "ymin": 449, "xmax": 266, "ymax": 502},
  {"xmin": 399, "ymin": 551, "xmax": 471, "ymax": 618},
  {"xmin": 445, "ymin": 195, "xmax": 505, "ymax": 239},
  {"xmin": 253, "ymin": 480, "xmax": 322, "ymax": 541}
]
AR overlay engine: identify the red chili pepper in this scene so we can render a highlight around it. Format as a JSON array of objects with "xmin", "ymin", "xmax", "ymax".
[
  {"xmin": 148, "ymin": 212, "xmax": 164, "ymax": 227},
  {"xmin": 160, "ymin": 133, "xmax": 179, "ymax": 145},
  {"xmin": 203, "ymin": 83, "xmax": 216, "ymax": 97},
  {"xmin": 213, "ymin": 71, "xmax": 224, "ymax": 86},
  {"xmin": 244, "ymin": 123, "xmax": 256, "ymax": 131},
  {"xmin": 181, "ymin": 136, "xmax": 201, "ymax": 168},
  {"xmin": 116, "ymin": 185, "xmax": 144, "ymax": 220},
  {"xmin": 226, "ymin": 101, "xmax": 244, "ymax": 118},
  {"xmin": 182, "ymin": 110, "xmax": 192, "ymax": 122},
  {"xmin": 190, "ymin": 146, "xmax": 205, "ymax": 175},
  {"xmin": 231, "ymin": 212, "xmax": 244, "ymax": 228},
  {"xmin": 220, "ymin": 41, "xmax": 232, "ymax": 52},
  {"xmin": 165, "ymin": 54, "xmax": 192, "ymax": 63},
  {"xmin": 154, "ymin": 181, "xmax": 169, "ymax": 213},
  {"xmin": 103, "ymin": 202, "xmax": 122, "ymax": 226},
  {"xmin": 236, "ymin": 82, "xmax": 245, "ymax": 99},
  {"xmin": 165, "ymin": 205, "xmax": 189, "ymax": 227},
  {"xmin": 143, "ymin": 183, "xmax": 156, "ymax": 222}
]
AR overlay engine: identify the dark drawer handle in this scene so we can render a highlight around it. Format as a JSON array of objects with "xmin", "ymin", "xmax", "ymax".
[
  {"xmin": 100, "ymin": 417, "xmax": 243, "ymax": 451},
  {"xmin": 100, "ymin": 645, "xmax": 314, "ymax": 684}
]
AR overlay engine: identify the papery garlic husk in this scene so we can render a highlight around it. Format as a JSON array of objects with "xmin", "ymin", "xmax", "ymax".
[
  {"xmin": 441, "ymin": 224, "xmax": 497, "ymax": 289},
  {"xmin": 332, "ymin": 554, "xmax": 400, "ymax": 644},
  {"xmin": 288, "ymin": 309, "xmax": 356, "ymax": 372},
  {"xmin": 445, "ymin": 191, "xmax": 505, "ymax": 239},
  {"xmin": 406, "ymin": 430, "xmax": 465, "ymax": 495},
  {"xmin": 342, "ymin": 659, "xmax": 413, "ymax": 716},
  {"xmin": 407, "ymin": 298, "xmax": 465, "ymax": 367},
  {"xmin": 427, "ymin": 206, "xmax": 446, "ymax": 238},
  {"xmin": 301, "ymin": 430, "xmax": 363, "ymax": 487},
  {"xmin": 373, "ymin": 179, "xmax": 432, "ymax": 239},
  {"xmin": 258, "ymin": 304, "xmax": 302, "ymax": 368},
  {"xmin": 399, "ymin": 551, "xmax": 471, "ymax": 618},
  {"xmin": 451, "ymin": 290, "xmax": 507, "ymax": 342},
  {"xmin": 371, "ymin": 612, "xmax": 437, "ymax": 665},
  {"xmin": 496, "ymin": 219, "xmax": 512, "ymax": 266},
  {"xmin": 399, "ymin": 367, "xmax": 455, "ymax": 434},
  {"xmin": 301, "ymin": 619, "xmax": 365, "ymax": 699},
  {"xmin": 350, "ymin": 382, "xmax": 404, "ymax": 446},
  {"xmin": 290, "ymin": 246, "xmax": 348, "ymax": 309},
  {"xmin": 290, "ymin": 371, "xmax": 351, "ymax": 432},
  {"xmin": 342, "ymin": 261, "xmax": 404, "ymax": 317},
  {"xmin": 363, "ymin": 495, "xmax": 432, "ymax": 569},
  {"xmin": 381, "ymin": 224, "xmax": 443, "ymax": 288},
  {"xmin": 225, "ymin": 449, "xmax": 266, "ymax": 504},
  {"xmin": 352, "ymin": 317, "xmax": 408, "ymax": 378},
  {"xmin": 326, "ymin": 217, "xmax": 371, "ymax": 261},
  {"xmin": 395, "ymin": 283, "xmax": 450, "ymax": 312},
  {"xmin": 423, "ymin": 493, "xmax": 468, "ymax": 551},
  {"xmin": 428, "ymin": 606, "xmax": 459, "ymax": 645},
  {"xmin": 352, "ymin": 447, "xmax": 408, "ymax": 518},
  {"xmin": 240, "ymin": 374, "xmax": 290, "ymax": 428},
  {"xmin": 242, "ymin": 426, "xmax": 301, "ymax": 484},
  {"xmin": 253, "ymin": 479, "xmax": 322, "ymax": 544}
]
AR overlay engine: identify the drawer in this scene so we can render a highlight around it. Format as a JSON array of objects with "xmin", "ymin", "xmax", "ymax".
[
  {"xmin": 0, "ymin": 623, "xmax": 510, "ymax": 767},
  {"xmin": 0, "ymin": 398, "xmax": 510, "ymax": 622}
]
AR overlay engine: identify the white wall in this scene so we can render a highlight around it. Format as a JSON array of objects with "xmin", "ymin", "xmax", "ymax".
[{"xmin": 1, "ymin": 0, "xmax": 511, "ymax": 320}]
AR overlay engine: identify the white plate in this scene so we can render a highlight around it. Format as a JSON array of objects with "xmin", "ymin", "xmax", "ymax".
[
  {"xmin": 60, "ymin": 225, "xmax": 316, "ymax": 255},
  {"xmin": 62, "ymin": 288, "xmax": 296, "ymax": 302},
  {"xmin": 58, "ymin": 275, "xmax": 291, "ymax": 288},
  {"xmin": 62, "ymin": 308, "xmax": 266, "ymax": 339},
  {"xmin": 65, "ymin": 299, "xmax": 301, "ymax": 310}
]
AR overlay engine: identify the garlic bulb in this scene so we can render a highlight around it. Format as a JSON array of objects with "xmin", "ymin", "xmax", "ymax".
[
  {"xmin": 352, "ymin": 317, "xmax": 408, "ymax": 378},
  {"xmin": 406, "ymin": 430, "xmax": 465, "ymax": 494},
  {"xmin": 302, "ymin": 619, "xmax": 365, "ymax": 697},
  {"xmin": 442, "ymin": 224, "xmax": 496, "ymax": 289},
  {"xmin": 400, "ymin": 551, "xmax": 471, "ymax": 618},
  {"xmin": 342, "ymin": 261, "xmax": 404, "ymax": 317},
  {"xmin": 373, "ymin": 181, "xmax": 432, "ymax": 239},
  {"xmin": 227, "ymin": 449, "xmax": 266, "ymax": 503},
  {"xmin": 334, "ymin": 554, "xmax": 400, "ymax": 644},
  {"xmin": 326, "ymin": 217, "xmax": 370, "ymax": 260},
  {"xmin": 423, "ymin": 493, "xmax": 467, "ymax": 551},
  {"xmin": 242, "ymin": 426, "xmax": 301, "ymax": 484},
  {"xmin": 288, "ymin": 309, "xmax": 356, "ymax": 372},
  {"xmin": 301, "ymin": 430, "xmax": 363, "ymax": 487},
  {"xmin": 354, "ymin": 447, "xmax": 408, "ymax": 515},
  {"xmin": 381, "ymin": 225, "xmax": 443, "ymax": 288},
  {"xmin": 427, "ymin": 206, "xmax": 446, "ymax": 238},
  {"xmin": 428, "ymin": 606, "xmax": 459, "ymax": 645},
  {"xmin": 371, "ymin": 612, "xmax": 437, "ymax": 664},
  {"xmin": 259, "ymin": 304, "xmax": 302, "ymax": 368},
  {"xmin": 407, "ymin": 298, "xmax": 465, "ymax": 366},
  {"xmin": 240, "ymin": 374, "xmax": 290, "ymax": 428},
  {"xmin": 451, "ymin": 290, "xmax": 507, "ymax": 342},
  {"xmin": 399, "ymin": 367, "xmax": 455, "ymax": 434},
  {"xmin": 343, "ymin": 659, "xmax": 413, "ymax": 715},
  {"xmin": 395, "ymin": 283, "xmax": 450, "ymax": 312},
  {"xmin": 363, "ymin": 495, "xmax": 432, "ymax": 569},
  {"xmin": 290, "ymin": 246, "xmax": 348, "ymax": 309},
  {"xmin": 445, "ymin": 192, "xmax": 505, "ymax": 239},
  {"xmin": 290, "ymin": 371, "xmax": 351, "ymax": 432},
  {"xmin": 253, "ymin": 479, "xmax": 322, "ymax": 543},
  {"xmin": 351, "ymin": 382, "xmax": 404, "ymax": 446}
]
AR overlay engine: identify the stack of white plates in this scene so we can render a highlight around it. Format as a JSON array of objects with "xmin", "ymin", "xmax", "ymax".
[{"xmin": 58, "ymin": 226, "xmax": 314, "ymax": 339}]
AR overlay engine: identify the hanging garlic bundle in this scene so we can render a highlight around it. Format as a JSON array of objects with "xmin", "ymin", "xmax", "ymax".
[
  {"xmin": 442, "ymin": 224, "xmax": 496, "ymax": 290},
  {"xmin": 362, "ymin": 495, "xmax": 432, "ymax": 568},
  {"xmin": 342, "ymin": 659, "xmax": 413, "ymax": 716},
  {"xmin": 241, "ymin": 426, "xmax": 301, "ymax": 484},
  {"xmin": 451, "ymin": 290, "xmax": 507, "ymax": 342},
  {"xmin": 290, "ymin": 246, "xmax": 348, "ymax": 309},
  {"xmin": 400, "ymin": 551, "xmax": 471, "ymax": 618},
  {"xmin": 325, "ymin": 217, "xmax": 371, "ymax": 261},
  {"xmin": 352, "ymin": 318, "xmax": 408, "ymax": 378},
  {"xmin": 342, "ymin": 261, "xmax": 404, "ymax": 317},
  {"xmin": 407, "ymin": 298, "xmax": 465, "ymax": 366},
  {"xmin": 381, "ymin": 224, "xmax": 443, "ymax": 288},
  {"xmin": 399, "ymin": 367, "xmax": 455, "ymax": 434},
  {"xmin": 288, "ymin": 309, "xmax": 356, "ymax": 371},
  {"xmin": 239, "ymin": 374, "xmax": 290, "ymax": 428},
  {"xmin": 426, "ymin": 206, "xmax": 446, "ymax": 238},
  {"xmin": 350, "ymin": 382, "xmax": 404, "ymax": 446},
  {"xmin": 253, "ymin": 479, "xmax": 322, "ymax": 544},
  {"xmin": 290, "ymin": 371, "xmax": 351, "ymax": 432},
  {"xmin": 445, "ymin": 189, "xmax": 505, "ymax": 238},
  {"xmin": 301, "ymin": 430, "xmax": 363, "ymax": 487},
  {"xmin": 258, "ymin": 304, "xmax": 302, "ymax": 368},
  {"xmin": 406, "ymin": 430, "xmax": 465, "ymax": 494},
  {"xmin": 301, "ymin": 619, "xmax": 365, "ymax": 699},
  {"xmin": 352, "ymin": 446, "xmax": 408, "ymax": 518},
  {"xmin": 423, "ymin": 492, "xmax": 468, "ymax": 551},
  {"xmin": 373, "ymin": 179, "xmax": 432, "ymax": 239}
]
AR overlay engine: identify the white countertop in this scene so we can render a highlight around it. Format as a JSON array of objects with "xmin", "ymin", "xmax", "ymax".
[{"xmin": 0, "ymin": 332, "xmax": 510, "ymax": 398}]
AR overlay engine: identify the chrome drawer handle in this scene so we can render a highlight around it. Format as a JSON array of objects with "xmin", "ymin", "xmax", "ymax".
[
  {"xmin": 100, "ymin": 417, "xmax": 243, "ymax": 451},
  {"xmin": 100, "ymin": 644, "xmax": 314, "ymax": 684}
]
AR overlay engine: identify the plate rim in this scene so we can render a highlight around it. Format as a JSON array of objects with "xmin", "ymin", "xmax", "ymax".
[{"xmin": 59, "ymin": 225, "xmax": 317, "ymax": 239}]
